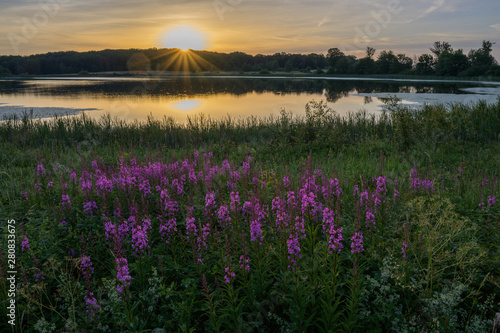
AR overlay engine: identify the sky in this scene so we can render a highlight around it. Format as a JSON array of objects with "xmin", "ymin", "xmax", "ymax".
[{"xmin": 0, "ymin": 0, "xmax": 499, "ymax": 60}]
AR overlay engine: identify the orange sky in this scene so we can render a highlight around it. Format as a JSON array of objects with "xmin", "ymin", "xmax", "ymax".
[{"xmin": 0, "ymin": 0, "xmax": 499, "ymax": 60}]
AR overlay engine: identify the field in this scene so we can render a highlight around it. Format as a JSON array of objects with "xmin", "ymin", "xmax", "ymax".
[{"xmin": 1, "ymin": 99, "xmax": 499, "ymax": 332}]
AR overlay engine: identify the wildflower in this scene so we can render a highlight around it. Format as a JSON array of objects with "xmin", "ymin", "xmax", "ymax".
[
  {"xmin": 328, "ymin": 227, "xmax": 343, "ymax": 254},
  {"xmin": 222, "ymin": 160, "xmax": 231, "ymax": 173},
  {"xmin": 85, "ymin": 292, "xmax": 100, "ymax": 320},
  {"xmin": 365, "ymin": 209, "xmax": 375, "ymax": 231},
  {"xmin": 360, "ymin": 190, "xmax": 369, "ymax": 206},
  {"xmin": 242, "ymin": 161, "xmax": 250, "ymax": 175},
  {"xmin": 250, "ymin": 202, "xmax": 266, "ymax": 244},
  {"xmin": 159, "ymin": 218, "xmax": 177, "ymax": 244},
  {"xmin": 61, "ymin": 194, "xmax": 71, "ymax": 209},
  {"xmin": 488, "ymin": 195, "xmax": 496, "ymax": 207},
  {"xmin": 353, "ymin": 185, "xmax": 359, "ymax": 196},
  {"xmin": 402, "ymin": 241, "xmax": 409, "ymax": 259},
  {"xmin": 80, "ymin": 256, "xmax": 95, "ymax": 281},
  {"xmin": 242, "ymin": 201, "xmax": 252, "ymax": 214},
  {"xmin": 421, "ymin": 180, "xmax": 434, "ymax": 193},
  {"xmin": 283, "ymin": 176, "xmax": 290, "ymax": 188},
  {"xmin": 323, "ymin": 209, "xmax": 343, "ymax": 254},
  {"xmin": 132, "ymin": 220, "xmax": 150, "ymax": 256},
  {"xmin": 481, "ymin": 178, "xmax": 489, "ymax": 187},
  {"xmin": 205, "ymin": 191, "xmax": 216, "ymax": 210},
  {"xmin": 350, "ymin": 232, "xmax": 364, "ymax": 254},
  {"xmin": 47, "ymin": 181, "xmax": 53, "ymax": 187},
  {"xmin": 239, "ymin": 253, "xmax": 250, "ymax": 273},
  {"xmin": 115, "ymin": 257, "xmax": 131, "ymax": 298},
  {"xmin": 37, "ymin": 164, "xmax": 45, "ymax": 177},
  {"xmin": 287, "ymin": 233, "xmax": 301, "ymax": 270},
  {"xmin": 230, "ymin": 191, "xmax": 240, "ymax": 212},
  {"xmin": 83, "ymin": 201, "xmax": 98, "ymax": 218},
  {"xmin": 34, "ymin": 270, "xmax": 45, "ymax": 282},
  {"xmin": 21, "ymin": 191, "xmax": 28, "ymax": 201},
  {"xmin": 104, "ymin": 221, "xmax": 116, "ymax": 246},
  {"xmin": 186, "ymin": 217, "xmax": 198, "ymax": 242},
  {"xmin": 217, "ymin": 205, "xmax": 231, "ymax": 229},
  {"xmin": 250, "ymin": 218, "xmax": 263, "ymax": 244},
  {"xmin": 224, "ymin": 266, "xmax": 235, "ymax": 284},
  {"xmin": 479, "ymin": 202, "xmax": 485, "ymax": 210},
  {"xmin": 21, "ymin": 237, "xmax": 30, "ymax": 252}
]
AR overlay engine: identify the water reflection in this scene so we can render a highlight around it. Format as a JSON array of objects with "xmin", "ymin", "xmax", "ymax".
[
  {"xmin": 0, "ymin": 77, "xmax": 495, "ymax": 123},
  {"xmin": 172, "ymin": 99, "xmax": 202, "ymax": 111}
]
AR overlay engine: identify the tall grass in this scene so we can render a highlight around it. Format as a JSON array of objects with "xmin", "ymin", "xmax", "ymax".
[{"xmin": 1, "ymin": 99, "xmax": 499, "ymax": 153}]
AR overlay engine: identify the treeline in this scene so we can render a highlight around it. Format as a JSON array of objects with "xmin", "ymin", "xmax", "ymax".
[{"xmin": 0, "ymin": 40, "xmax": 498, "ymax": 77}]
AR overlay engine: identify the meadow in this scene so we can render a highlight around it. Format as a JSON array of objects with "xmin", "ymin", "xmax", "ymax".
[{"xmin": 0, "ymin": 99, "xmax": 499, "ymax": 332}]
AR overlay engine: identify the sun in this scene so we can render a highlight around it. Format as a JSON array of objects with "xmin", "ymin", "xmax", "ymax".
[{"xmin": 160, "ymin": 25, "xmax": 207, "ymax": 51}]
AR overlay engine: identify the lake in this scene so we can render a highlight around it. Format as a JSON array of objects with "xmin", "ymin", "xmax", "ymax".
[{"xmin": 0, "ymin": 76, "xmax": 499, "ymax": 123}]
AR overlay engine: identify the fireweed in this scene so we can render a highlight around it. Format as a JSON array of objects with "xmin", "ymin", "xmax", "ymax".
[{"xmin": 13, "ymin": 151, "xmax": 498, "ymax": 332}]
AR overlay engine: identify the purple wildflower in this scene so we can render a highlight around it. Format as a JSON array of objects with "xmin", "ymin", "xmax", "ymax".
[
  {"xmin": 83, "ymin": 201, "xmax": 98, "ymax": 218},
  {"xmin": 61, "ymin": 194, "xmax": 71, "ymax": 209},
  {"xmin": 21, "ymin": 236, "xmax": 30, "ymax": 252},
  {"xmin": 287, "ymin": 233, "xmax": 301, "ymax": 270},
  {"xmin": 230, "ymin": 191, "xmax": 240, "ymax": 212},
  {"xmin": 186, "ymin": 217, "xmax": 197, "ymax": 242},
  {"xmin": 350, "ymin": 232, "xmax": 364, "ymax": 254},
  {"xmin": 217, "ymin": 205, "xmax": 231, "ymax": 229},
  {"xmin": 159, "ymin": 218, "xmax": 177, "ymax": 244},
  {"xmin": 37, "ymin": 164, "xmax": 45, "ymax": 177},
  {"xmin": 131, "ymin": 219, "xmax": 151, "ymax": 256},
  {"xmin": 85, "ymin": 292, "xmax": 99, "ymax": 320},
  {"xmin": 488, "ymin": 195, "xmax": 496, "ymax": 207},
  {"xmin": 224, "ymin": 266, "xmax": 235, "ymax": 284},
  {"xmin": 116, "ymin": 257, "xmax": 131, "ymax": 298},
  {"xmin": 402, "ymin": 241, "xmax": 408, "ymax": 259}
]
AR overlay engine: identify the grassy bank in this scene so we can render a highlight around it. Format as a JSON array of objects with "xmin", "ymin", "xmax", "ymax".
[{"xmin": 0, "ymin": 100, "xmax": 499, "ymax": 332}]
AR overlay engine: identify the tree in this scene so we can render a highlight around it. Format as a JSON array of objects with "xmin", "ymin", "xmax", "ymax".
[
  {"xmin": 334, "ymin": 55, "xmax": 356, "ymax": 74},
  {"xmin": 416, "ymin": 54, "xmax": 435, "ymax": 75},
  {"xmin": 435, "ymin": 49, "xmax": 469, "ymax": 76},
  {"xmin": 327, "ymin": 48, "xmax": 345, "ymax": 67},
  {"xmin": 481, "ymin": 40, "xmax": 494, "ymax": 54},
  {"xmin": 0, "ymin": 65, "xmax": 11, "ymax": 76},
  {"xmin": 284, "ymin": 60, "xmax": 294, "ymax": 72},
  {"xmin": 430, "ymin": 41, "xmax": 452, "ymax": 58},
  {"xmin": 462, "ymin": 42, "xmax": 496, "ymax": 76},
  {"xmin": 356, "ymin": 57, "xmax": 375, "ymax": 74},
  {"xmin": 396, "ymin": 53, "xmax": 413, "ymax": 73},
  {"xmin": 376, "ymin": 50, "xmax": 398, "ymax": 74},
  {"xmin": 366, "ymin": 47, "xmax": 376, "ymax": 59}
]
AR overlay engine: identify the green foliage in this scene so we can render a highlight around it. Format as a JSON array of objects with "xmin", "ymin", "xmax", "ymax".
[{"xmin": 0, "ymin": 101, "xmax": 499, "ymax": 332}]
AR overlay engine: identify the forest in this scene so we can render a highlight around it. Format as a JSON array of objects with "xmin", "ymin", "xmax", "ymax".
[{"xmin": 0, "ymin": 41, "xmax": 498, "ymax": 77}]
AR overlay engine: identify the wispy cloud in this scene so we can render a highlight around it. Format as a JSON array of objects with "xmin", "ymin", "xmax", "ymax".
[
  {"xmin": 317, "ymin": 17, "xmax": 330, "ymax": 27},
  {"xmin": 402, "ymin": 0, "xmax": 446, "ymax": 24},
  {"xmin": 491, "ymin": 23, "xmax": 500, "ymax": 31}
]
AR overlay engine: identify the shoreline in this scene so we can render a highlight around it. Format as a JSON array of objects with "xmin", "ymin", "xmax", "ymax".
[{"xmin": 1, "ymin": 72, "xmax": 500, "ymax": 85}]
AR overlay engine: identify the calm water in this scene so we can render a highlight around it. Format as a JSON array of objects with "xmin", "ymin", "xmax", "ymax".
[{"xmin": 0, "ymin": 77, "xmax": 499, "ymax": 123}]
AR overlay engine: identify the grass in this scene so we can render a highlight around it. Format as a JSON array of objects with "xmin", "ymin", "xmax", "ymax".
[{"xmin": 0, "ymin": 99, "xmax": 499, "ymax": 332}]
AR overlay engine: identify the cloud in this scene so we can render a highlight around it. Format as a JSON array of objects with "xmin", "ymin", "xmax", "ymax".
[
  {"xmin": 317, "ymin": 17, "xmax": 330, "ymax": 27},
  {"xmin": 402, "ymin": 0, "xmax": 446, "ymax": 24},
  {"xmin": 491, "ymin": 23, "xmax": 500, "ymax": 31}
]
